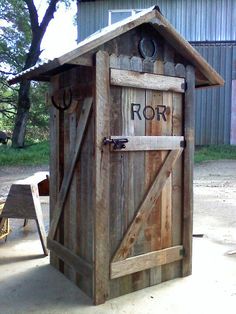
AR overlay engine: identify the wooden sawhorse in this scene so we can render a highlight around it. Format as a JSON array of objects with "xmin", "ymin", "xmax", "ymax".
[{"xmin": 0, "ymin": 172, "xmax": 49, "ymax": 256}]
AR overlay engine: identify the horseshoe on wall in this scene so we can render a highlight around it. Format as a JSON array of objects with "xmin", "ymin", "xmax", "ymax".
[{"xmin": 51, "ymin": 88, "xmax": 73, "ymax": 111}]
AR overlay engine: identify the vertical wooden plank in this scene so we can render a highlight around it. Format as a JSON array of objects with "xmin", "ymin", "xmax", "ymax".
[
  {"xmin": 146, "ymin": 60, "xmax": 164, "ymax": 286},
  {"xmin": 64, "ymin": 68, "xmax": 77, "ymax": 282},
  {"xmin": 118, "ymin": 55, "xmax": 134, "ymax": 296},
  {"xmin": 63, "ymin": 102, "xmax": 71, "ymax": 278},
  {"xmin": 160, "ymin": 105, "xmax": 173, "ymax": 280},
  {"xmin": 68, "ymin": 101, "xmax": 78, "ymax": 283},
  {"xmin": 182, "ymin": 65, "xmax": 195, "ymax": 277},
  {"xmin": 58, "ymin": 104, "xmax": 65, "ymax": 273},
  {"xmin": 170, "ymin": 66, "xmax": 185, "ymax": 279},
  {"xmin": 145, "ymin": 90, "xmax": 163, "ymax": 286},
  {"xmin": 77, "ymin": 111, "xmax": 94, "ymax": 297},
  {"xmin": 109, "ymin": 54, "xmax": 123, "ymax": 298},
  {"xmin": 160, "ymin": 92, "xmax": 173, "ymax": 253},
  {"xmin": 130, "ymin": 56, "xmax": 149, "ymax": 292},
  {"xmin": 49, "ymin": 75, "xmax": 63, "ymax": 270},
  {"xmin": 161, "ymin": 46, "xmax": 174, "ymax": 282},
  {"xmin": 164, "ymin": 92, "xmax": 183, "ymax": 280},
  {"xmin": 94, "ymin": 50, "xmax": 110, "ymax": 304},
  {"xmin": 49, "ymin": 95, "xmax": 59, "ymax": 268}
]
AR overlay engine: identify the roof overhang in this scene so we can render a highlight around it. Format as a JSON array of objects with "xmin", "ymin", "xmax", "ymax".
[{"xmin": 8, "ymin": 6, "xmax": 224, "ymax": 88}]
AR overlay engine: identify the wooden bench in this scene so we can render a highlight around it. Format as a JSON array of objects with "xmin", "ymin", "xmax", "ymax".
[{"xmin": 0, "ymin": 172, "xmax": 49, "ymax": 256}]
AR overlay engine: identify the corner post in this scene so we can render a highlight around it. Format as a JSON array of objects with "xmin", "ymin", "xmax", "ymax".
[
  {"xmin": 182, "ymin": 65, "xmax": 195, "ymax": 276},
  {"xmin": 94, "ymin": 50, "xmax": 110, "ymax": 304}
]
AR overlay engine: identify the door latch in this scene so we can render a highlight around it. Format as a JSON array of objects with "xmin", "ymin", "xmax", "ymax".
[{"xmin": 103, "ymin": 137, "xmax": 128, "ymax": 150}]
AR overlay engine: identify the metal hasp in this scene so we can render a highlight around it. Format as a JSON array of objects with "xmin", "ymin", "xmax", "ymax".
[{"xmin": 103, "ymin": 137, "xmax": 129, "ymax": 150}]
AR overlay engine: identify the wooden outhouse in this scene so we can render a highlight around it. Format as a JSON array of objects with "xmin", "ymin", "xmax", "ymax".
[{"xmin": 10, "ymin": 6, "xmax": 224, "ymax": 304}]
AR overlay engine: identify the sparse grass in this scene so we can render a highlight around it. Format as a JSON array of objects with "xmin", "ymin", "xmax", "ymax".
[
  {"xmin": 0, "ymin": 141, "xmax": 49, "ymax": 166},
  {"xmin": 195, "ymin": 145, "xmax": 236, "ymax": 163},
  {"xmin": 1, "ymin": 141, "xmax": 236, "ymax": 166}
]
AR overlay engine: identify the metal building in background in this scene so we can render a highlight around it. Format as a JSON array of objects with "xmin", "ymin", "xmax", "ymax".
[
  {"xmin": 77, "ymin": 0, "xmax": 236, "ymax": 145},
  {"xmin": 193, "ymin": 42, "xmax": 236, "ymax": 145}
]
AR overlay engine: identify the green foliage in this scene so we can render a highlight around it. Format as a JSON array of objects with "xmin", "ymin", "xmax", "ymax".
[
  {"xmin": 0, "ymin": 1, "xmax": 74, "ymax": 145},
  {"xmin": 0, "ymin": 0, "xmax": 30, "ymax": 138},
  {"xmin": 1, "ymin": 143, "xmax": 236, "ymax": 167},
  {"xmin": 195, "ymin": 145, "xmax": 236, "ymax": 163},
  {"xmin": 0, "ymin": 140, "xmax": 49, "ymax": 166},
  {"xmin": 27, "ymin": 82, "xmax": 50, "ymax": 141},
  {"xmin": 0, "ymin": 0, "xmax": 31, "ymax": 72},
  {"xmin": 0, "ymin": 81, "xmax": 50, "ymax": 143}
]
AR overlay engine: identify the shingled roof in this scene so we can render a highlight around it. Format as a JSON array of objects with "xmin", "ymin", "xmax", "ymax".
[{"xmin": 9, "ymin": 6, "xmax": 224, "ymax": 88}]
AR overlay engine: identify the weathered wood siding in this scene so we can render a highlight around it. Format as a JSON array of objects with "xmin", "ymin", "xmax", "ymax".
[
  {"xmin": 49, "ymin": 66, "xmax": 94, "ymax": 297},
  {"xmin": 49, "ymin": 24, "xmax": 194, "ymax": 304}
]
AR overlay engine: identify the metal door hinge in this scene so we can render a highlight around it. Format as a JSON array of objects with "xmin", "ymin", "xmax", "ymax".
[
  {"xmin": 181, "ymin": 81, "xmax": 187, "ymax": 91},
  {"xmin": 180, "ymin": 247, "xmax": 185, "ymax": 257},
  {"xmin": 180, "ymin": 140, "xmax": 186, "ymax": 148}
]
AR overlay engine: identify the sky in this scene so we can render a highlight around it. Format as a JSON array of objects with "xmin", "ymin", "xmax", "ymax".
[{"xmin": 36, "ymin": 0, "xmax": 78, "ymax": 60}]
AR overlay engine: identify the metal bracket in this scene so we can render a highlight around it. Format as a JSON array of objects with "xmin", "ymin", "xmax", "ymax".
[
  {"xmin": 180, "ymin": 140, "xmax": 186, "ymax": 148},
  {"xmin": 180, "ymin": 247, "xmax": 186, "ymax": 257},
  {"xmin": 103, "ymin": 137, "xmax": 128, "ymax": 150}
]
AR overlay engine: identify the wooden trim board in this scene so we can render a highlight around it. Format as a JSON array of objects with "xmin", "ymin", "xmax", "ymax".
[
  {"xmin": 182, "ymin": 65, "xmax": 195, "ymax": 277},
  {"xmin": 47, "ymin": 239, "xmax": 92, "ymax": 278},
  {"xmin": 94, "ymin": 51, "xmax": 110, "ymax": 305},
  {"xmin": 110, "ymin": 245, "xmax": 184, "ymax": 279},
  {"xmin": 110, "ymin": 136, "xmax": 184, "ymax": 151},
  {"xmin": 110, "ymin": 68, "xmax": 185, "ymax": 93}
]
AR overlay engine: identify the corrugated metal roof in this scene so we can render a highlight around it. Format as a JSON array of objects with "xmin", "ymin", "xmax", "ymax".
[{"xmin": 8, "ymin": 5, "xmax": 224, "ymax": 88}]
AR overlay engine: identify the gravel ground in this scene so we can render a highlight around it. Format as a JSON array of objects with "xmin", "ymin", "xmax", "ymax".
[
  {"xmin": 193, "ymin": 160, "xmax": 236, "ymax": 245},
  {"xmin": 0, "ymin": 160, "xmax": 235, "ymax": 246},
  {"xmin": 0, "ymin": 165, "xmax": 49, "ymax": 199}
]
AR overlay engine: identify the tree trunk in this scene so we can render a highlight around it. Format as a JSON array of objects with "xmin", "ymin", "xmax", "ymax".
[
  {"xmin": 12, "ymin": 37, "xmax": 41, "ymax": 147},
  {"xmin": 12, "ymin": 80, "xmax": 31, "ymax": 148},
  {"xmin": 11, "ymin": 0, "xmax": 60, "ymax": 147}
]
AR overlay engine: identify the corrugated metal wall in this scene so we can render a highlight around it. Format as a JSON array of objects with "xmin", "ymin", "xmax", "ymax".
[
  {"xmin": 78, "ymin": 0, "xmax": 236, "ymax": 42},
  {"xmin": 193, "ymin": 43, "xmax": 235, "ymax": 145}
]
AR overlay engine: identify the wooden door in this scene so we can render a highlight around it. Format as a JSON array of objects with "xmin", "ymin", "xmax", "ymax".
[{"xmin": 94, "ymin": 51, "xmax": 194, "ymax": 304}]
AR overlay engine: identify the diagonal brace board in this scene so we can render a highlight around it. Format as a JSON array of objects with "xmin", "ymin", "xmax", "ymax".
[
  {"xmin": 112, "ymin": 148, "xmax": 183, "ymax": 262},
  {"xmin": 48, "ymin": 97, "xmax": 93, "ymax": 240}
]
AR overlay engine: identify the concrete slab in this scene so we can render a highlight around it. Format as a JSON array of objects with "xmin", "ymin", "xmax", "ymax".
[
  {"xmin": 0, "ymin": 230, "xmax": 235, "ymax": 313},
  {"xmin": 0, "ymin": 161, "xmax": 236, "ymax": 313}
]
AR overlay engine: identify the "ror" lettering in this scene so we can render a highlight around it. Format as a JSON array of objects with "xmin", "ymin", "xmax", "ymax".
[{"xmin": 131, "ymin": 103, "xmax": 167, "ymax": 121}]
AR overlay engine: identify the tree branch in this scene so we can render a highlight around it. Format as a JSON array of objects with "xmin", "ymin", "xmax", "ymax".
[
  {"xmin": 23, "ymin": 0, "xmax": 39, "ymax": 32},
  {"xmin": 0, "ymin": 70, "xmax": 17, "ymax": 76},
  {"xmin": 40, "ymin": 0, "xmax": 60, "ymax": 34}
]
